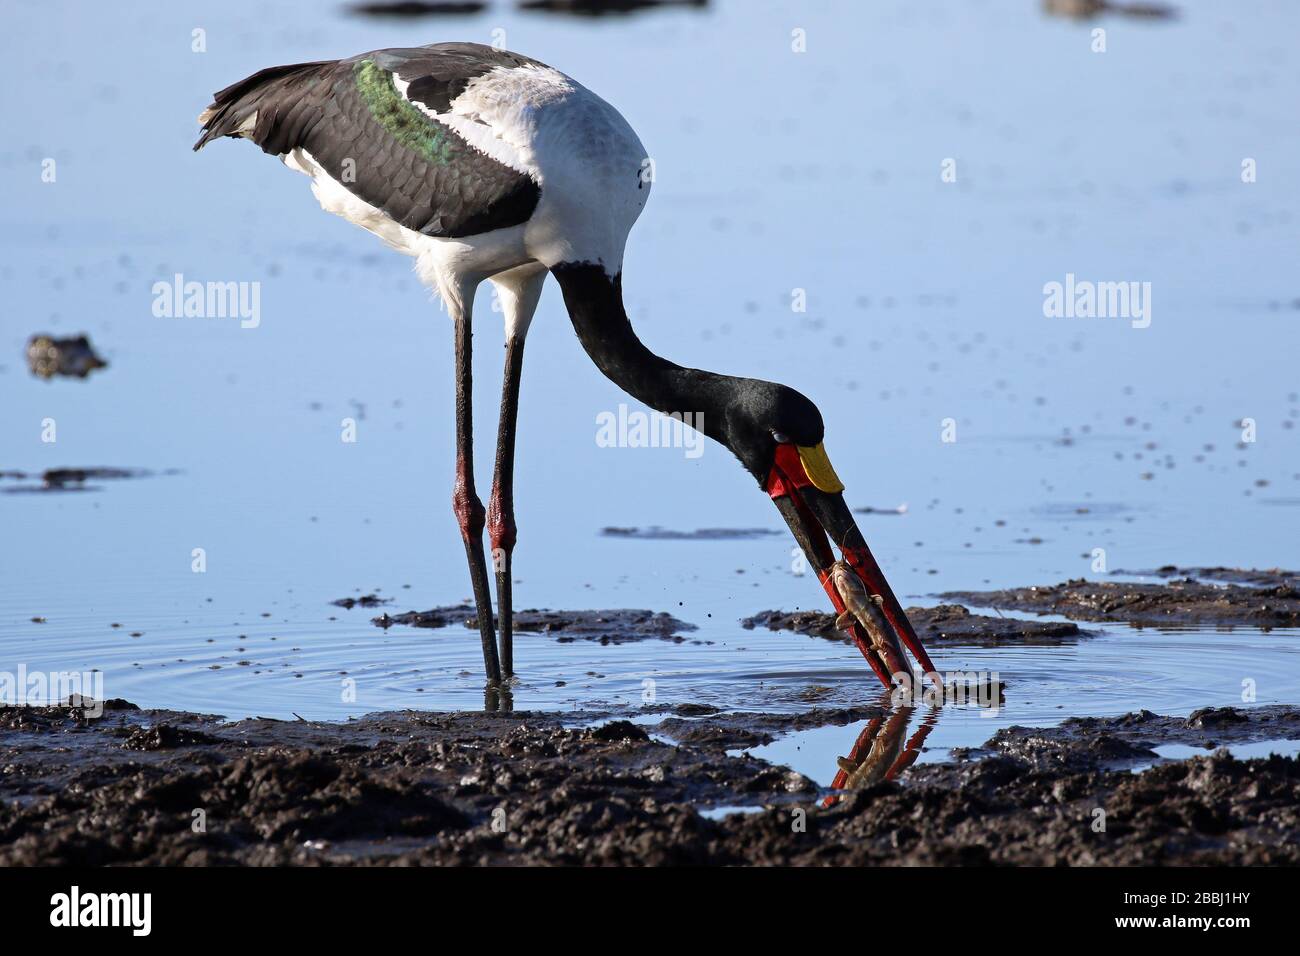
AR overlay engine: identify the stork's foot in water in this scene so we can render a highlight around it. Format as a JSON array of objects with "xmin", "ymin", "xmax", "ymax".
[
  {"xmin": 452, "ymin": 468, "xmax": 501, "ymax": 688},
  {"xmin": 458, "ymin": 517, "xmax": 502, "ymax": 687}
]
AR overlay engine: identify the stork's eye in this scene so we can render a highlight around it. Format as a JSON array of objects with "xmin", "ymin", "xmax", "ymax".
[{"xmin": 771, "ymin": 430, "xmax": 791, "ymax": 444}]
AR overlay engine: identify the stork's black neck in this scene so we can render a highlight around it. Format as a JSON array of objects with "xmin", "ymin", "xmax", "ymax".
[
  {"xmin": 552, "ymin": 262, "xmax": 740, "ymax": 452},
  {"xmin": 553, "ymin": 262, "xmax": 827, "ymax": 484}
]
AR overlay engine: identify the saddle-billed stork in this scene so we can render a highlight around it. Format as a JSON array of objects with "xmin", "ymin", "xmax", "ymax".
[{"xmin": 194, "ymin": 42, "xmax": 939, "ymax": 695}]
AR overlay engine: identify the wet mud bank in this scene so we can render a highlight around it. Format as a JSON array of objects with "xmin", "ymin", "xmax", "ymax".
[
  {"xmin": 2, "ymin": 699, "xmax": 1296, "ymax": 865},
  {"xmin": 942, "ymin": 568, "xmax": 1300, "ymax": 628},
  {"xmin": 744, "ymin": 603, "xmax": 1085, "ymax": 646},
  {"xmin": 372, "ymin": 606, "xmax": 702, "ymax": 644},
  {"xmin": 956, "ymin": 704, "xmax": 1300, "ymax": 769}
]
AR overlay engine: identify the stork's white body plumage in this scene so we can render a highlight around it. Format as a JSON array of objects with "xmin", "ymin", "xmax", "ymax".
[{"xmin": 278, "ymin": 60, "xmax": 649, "ymax": 338}]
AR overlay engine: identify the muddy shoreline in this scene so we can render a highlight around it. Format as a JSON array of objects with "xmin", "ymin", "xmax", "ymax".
[
  {"xmin": 5, "ymin": 568, "xmax": 1297, "ymax": 866},
  {"xmin": 2, "ymin": 697, "xmax": 1296, "ymax": 865}
]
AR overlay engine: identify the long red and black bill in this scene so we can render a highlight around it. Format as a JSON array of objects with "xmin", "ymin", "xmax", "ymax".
[{"xmin": 766, "ymin": 442, "xmax": 941, "ymax": 691}]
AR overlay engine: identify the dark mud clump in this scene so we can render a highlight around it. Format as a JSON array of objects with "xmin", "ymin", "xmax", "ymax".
[
  {"xmin": 26, "ymin": 334, "xmax": 108, "ymax": 379},
  {"xmin": 942, "ymin": 575, "xmax": 1300, "ymax": 628},
  {"xmin": 373, "ymin": 606, "xmax": 700, "ymax": 644},
  {"xmin": 0, "ymin": 697, "xmax": 139, "ymax": 732},
  {"xmin": 742, "ymin": 603, "xmax": 1083, "ymax": 646},
  {"xmin": 1, "ymin": 699, "xmax": 1297, "ymax": 865},
  {"xmin": 372, "ymin": 604, "xmax": 476, "ymax": 629},
  {"xmin": 123, "ymin": 724, "xmax": 221, "ymax": 751}
]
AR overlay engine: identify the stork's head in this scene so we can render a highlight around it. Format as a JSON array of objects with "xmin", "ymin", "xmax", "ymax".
[
  {"xmin": 721, "ymin": 379, "xmax": 940, "ymax": 690},
  {"xmin": 718, "ymin": 379, "xmax": 825, "ymax": 483}
]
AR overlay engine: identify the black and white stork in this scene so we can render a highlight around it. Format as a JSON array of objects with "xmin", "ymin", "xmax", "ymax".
[{"xmin": 195, "ymin": 42, "xmax": 939, "ymax": 695}]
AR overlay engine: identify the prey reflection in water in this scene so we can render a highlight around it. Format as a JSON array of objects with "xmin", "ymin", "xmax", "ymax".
[{"xmin": 822, "ymin": 707, "xmax": 941, "ymax": 807}]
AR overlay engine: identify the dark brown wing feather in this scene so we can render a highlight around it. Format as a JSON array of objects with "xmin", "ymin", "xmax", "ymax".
[{"xmin": 194, "ymin": 43, "xmax": 542, "ymax": 239}]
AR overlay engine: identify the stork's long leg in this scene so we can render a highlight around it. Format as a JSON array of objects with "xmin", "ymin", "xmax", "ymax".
[
  {"xmin": 488, "ymin": 335, "xmax": 525, "ymax": 678},
  {"xmin": 485, "ymin": 266, "xmax": 544, "ymax": 680},
  {"xmin": 451, "ymin": 304, "xmax": 502, "ymax": 687}
]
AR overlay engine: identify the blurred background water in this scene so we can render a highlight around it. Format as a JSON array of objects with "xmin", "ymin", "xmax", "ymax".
[{"xmin": 2, "ymin": 1, "xmax": 1297, "ymax": 757}]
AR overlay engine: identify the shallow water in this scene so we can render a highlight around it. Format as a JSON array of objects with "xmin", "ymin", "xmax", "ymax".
[
  {"xmin": 2, "ymin": 2, "xmax": 1298, "ymax": 743},
  {"xmin": 1146, "ymin": 739, "xmax": 1300, "ymax": 764},
  {"xmin": 743, "ymin": 618, "xmax": 1300, "ymax": 786}
]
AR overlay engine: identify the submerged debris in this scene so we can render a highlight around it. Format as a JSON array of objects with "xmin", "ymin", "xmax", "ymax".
[
  {"xmin": 26, "ymin": 334, "xmax": 108, "ymax": 380},
  {"xmin": 0, "ymin": 467, "xmax": 154, "ymax": 494},
  {"xmin": 600, "ymin": 526, "xmax": 780, "ymax": 540},
  {"xmin": 331, "ymin": 594, "xmax": 390, "ymax": 609},
  {"xmin": 520, "ymin": 0, "xmax": 708, "ymax": 17},
  {"xmin": 344, "ymin": 1, "xmax": 486, "ymax": 16},
  {"xmin": 853, "ymin": 504, "xmax": 908, "ymax": 515},
  {"xmin": 1041, "ymin": 0, "xmax": 1178, "ymax": 21}
]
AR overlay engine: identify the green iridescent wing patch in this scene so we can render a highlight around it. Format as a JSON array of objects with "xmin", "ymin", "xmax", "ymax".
[{"xmin": 353, "ymin": 58, "xmax": 454, "ymax": 166}]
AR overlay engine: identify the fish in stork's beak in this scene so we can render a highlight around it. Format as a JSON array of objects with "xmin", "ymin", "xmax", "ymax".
[{"xmin": 764, "ymin": 440, "xmax": 941, "ymax": 691}]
